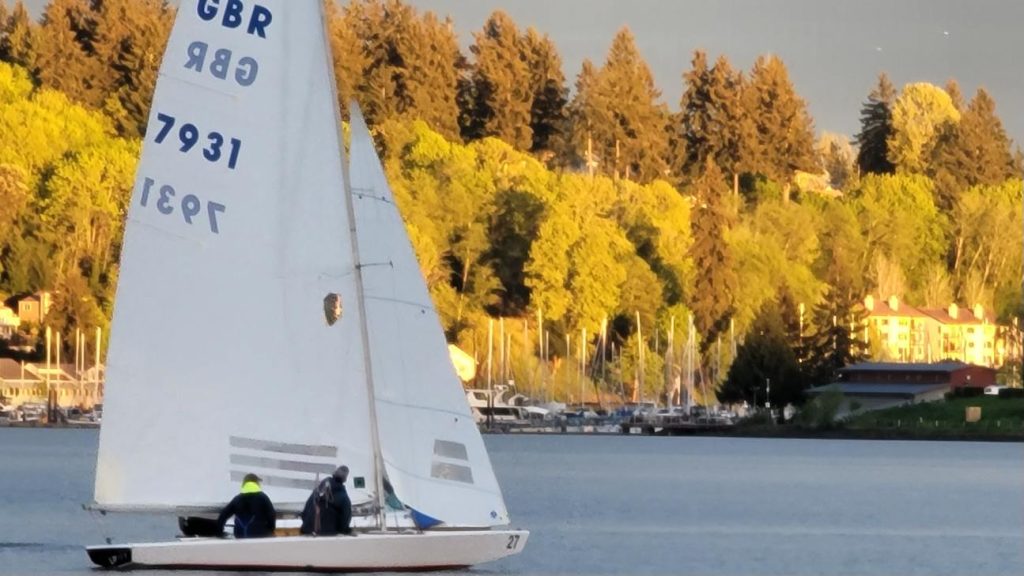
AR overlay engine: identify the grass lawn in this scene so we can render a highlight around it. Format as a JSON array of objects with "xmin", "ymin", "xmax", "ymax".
[{"xmin": 843, "ymin": 395, "xmax": 1024, "ymax": 437}]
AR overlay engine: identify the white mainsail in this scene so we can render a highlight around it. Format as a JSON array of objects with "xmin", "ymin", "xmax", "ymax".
[
  {"xmin": 347, "ymin": 107, "xmax": 510, "ymax": 527},
  {"xmin": 95, "ymin": 0, "xmax": 376, "ymax": 512}
]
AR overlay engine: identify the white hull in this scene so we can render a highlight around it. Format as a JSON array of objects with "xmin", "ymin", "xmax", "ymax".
[{"xmin": 88, "ymin": 529, "xmax": 528, "ymax": 571}]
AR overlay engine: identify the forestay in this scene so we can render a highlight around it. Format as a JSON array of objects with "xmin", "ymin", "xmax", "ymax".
[
  {"xmin": 347, "ymin": 107, "xmax": 510, "ymax": 527},
  {"xmin": 94, "ymin": 0, "xmax": 376, "ymax": 512}
]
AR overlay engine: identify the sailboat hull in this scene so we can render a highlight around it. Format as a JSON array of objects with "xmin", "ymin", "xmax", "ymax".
[{"xmin": 87, "ymin": 529, "xmax": 528, "ymax": 571}]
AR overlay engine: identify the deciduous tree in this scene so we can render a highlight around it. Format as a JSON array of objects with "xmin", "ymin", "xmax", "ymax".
[{"xmin": 887, "ymin": 82, "xmax": 960, "ymax": 173}]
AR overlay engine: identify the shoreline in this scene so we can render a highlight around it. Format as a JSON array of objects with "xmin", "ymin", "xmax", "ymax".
[
  {"xmin": 5, "ymin": 421, "xmax": 1022, "ymax": 442},
  {"xmin": 483, "ymin": 424, "xmax": 1024, "ymax": 442}
]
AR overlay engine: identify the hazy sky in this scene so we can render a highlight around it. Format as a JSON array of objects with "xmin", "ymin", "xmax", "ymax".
[{"xmin": 22, "ymin": 0, "xmax": 1024, "ymax": 146}]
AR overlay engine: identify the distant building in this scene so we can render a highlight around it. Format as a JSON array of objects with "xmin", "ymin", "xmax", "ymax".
[
  {"xmin": 0, "ymin": 305, "xmax": 19, "ymax": 340},
  {"xmin": 0, "ymin": 358, "xmax": 103, "ymax": 409},
  {"xmin": 16, "ymin": 291, "xmax": 52, "ymax": 325},
  {"xmin": 807, "ymin": 361, "xmax": 996, "ymax": 417},
  {"xmin": 864, "ymin": 295, "xmax": 1008, "ymax": 367}
]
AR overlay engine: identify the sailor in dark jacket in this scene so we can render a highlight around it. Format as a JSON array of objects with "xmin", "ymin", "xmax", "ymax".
[
  {"xmin": 216, "ymin": 473, "xmax": 277, "ymax": 538},
  {"xmin": 300, "ymin": 465, "xmax": 353, "ymax": 536}
]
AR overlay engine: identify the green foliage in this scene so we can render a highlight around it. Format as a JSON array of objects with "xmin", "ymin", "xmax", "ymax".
[
  {"xmin": 794, "ymin": 386, "xmax": 844, "ymax": 428},
  {"xmin": 614, "ymin": 330, "xmax": 664, "ymax": 402},
  {"xmin": 850, "ymin": 173, "xmax": 946, "ymax": 294},
  {"xmin": 1, "ymin": 3, "xmax": 1021, "ymax": 406},
  {"xmin": 0, "ymin": 55, "xmax": 30, "ymax": 102},
  {"xmin": 0, "ymin": 69, "xmax": 115, "ymax": 182},
  {"xmin": 721, "ymin": 302, "xmax": 804, "ymax": 407},
  {"xmin": 0, "ymin": 61, "xmax": 136, "ymax": 324},
  {"xmin": 887, "ymin": 82, "xmax": 960, "ymax": 173},
  {"xmin": 948, "ymin": 179, "xmax": 1023, "ymax": 313},
  {"xmin": 613, "ymin": 179, "xmax": 694, "ymax": 305},
  {"xmin": 729, "ymin": 198, "xmax": 823, "ymax": 338}
]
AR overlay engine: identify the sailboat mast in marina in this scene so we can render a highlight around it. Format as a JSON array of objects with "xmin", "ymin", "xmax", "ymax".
[{"xmin": 87, "ymin": 0, "xmax": 527, "ymax": 570}]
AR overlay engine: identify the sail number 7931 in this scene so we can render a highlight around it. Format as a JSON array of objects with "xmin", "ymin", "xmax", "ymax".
[
  {"xmin": 153, "ymin": 112, "xmax": 241, "ymax": 170},
  {"xmin": 140, "ymin": 177, "xmax": 226, "ymax": 234}
]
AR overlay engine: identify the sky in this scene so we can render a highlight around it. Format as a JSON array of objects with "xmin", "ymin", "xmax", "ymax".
[{"xmin": 21, "ymin": 0, "xmax": 1024, "ymax": 146}]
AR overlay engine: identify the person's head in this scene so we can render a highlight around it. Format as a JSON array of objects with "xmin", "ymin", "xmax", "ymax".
[
  {"xmin": 241, "ymin": 473, "xmax": 262, "ymax": 493},
  {"xmin": 333, "ymin": 465, "xmax": 349, "ymax": 483}
]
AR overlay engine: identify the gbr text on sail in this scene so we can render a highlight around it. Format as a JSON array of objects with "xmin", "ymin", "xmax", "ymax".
[{"xmin": 185, "ymin": 0, "xmax": 273, "ymax": 87}]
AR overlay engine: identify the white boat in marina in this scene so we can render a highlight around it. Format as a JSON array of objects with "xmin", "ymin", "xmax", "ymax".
[{"xmin": 86, "ymin": 0, "xmax": 527, "ymax": 570}]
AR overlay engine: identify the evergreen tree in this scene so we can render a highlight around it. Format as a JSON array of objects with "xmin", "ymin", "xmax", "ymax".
[
  {"xmin": 92, "ymin": 0, "xmax": 173, "ymax": 137},
  {"xmin": 854, "ymin": 73, "xmax": 896, "ymax": 175},
  {"xmin": 589, "ymin": 28, "xmax": 670, "ymax": 182},
  {"xmin": 818, "ymin": 132, "xmax": 856, "ymax": 190},
  {"xmin": 325, "ymin": 0, "xmax": 366, "ymax": 120},
  {"xmin": 675, "ymin": 50, "xmax": 711, "ymax": 179},
  {"xmin": 688, "ymin": 158, "xmax": 736, "ymax": 355},
  {"xmin": 806, "ymin": 288, "xmax": 868, "ymax": 386},
  {"xmin": 486, "ymin": 188, "xmax": 544, "ymax": 315},
  {"xmin": 677, "ymin": 51, "xmax": 756, "ymax": 184},
  {"xmin": 944, "ymin": 78, "xmax": 965, "ymax": 112},
  {"xmin": 928, "ymin": 88, "xmax": 1017, "ymax": 210},
  {"xmin": 0, "ymin": 1, "xmax": 35, "ymax": 71},
  {"xmin": 348, "ymin": 0, "xmax": 461, "ymax": 141},
  {"xmin": 721, "ymin": 302, "xmax": 802, "ymax": 407},
  {"xmin": 0, "ymin": 1, "xmax": 9, "ymax": 60},
  {"xmin": 563, "ymin": 59, "xmax": 606, "ymax": 172},
  {"xmin": 746, "ymin": 55, "xmax": 817, "ymax": 186},
  {"xmin": 34, "ymin": 0, "xmax": 101, "ymax": 107},
  {"xmin": 410, "ymin": 12, "xmax": 462, "ymax": 140},
  {"xmin": 461, "ymin": 11, "xmax": 532, "ymax": 149},
  {"xmin": 520, "ymin": 28, "xmax": 567, "ymax": 157}
]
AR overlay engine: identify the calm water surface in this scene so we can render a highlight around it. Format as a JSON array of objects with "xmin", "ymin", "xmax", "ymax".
[{"xmin": 0, "ymin": 429, "xmax": 1021, "ymax": 575}]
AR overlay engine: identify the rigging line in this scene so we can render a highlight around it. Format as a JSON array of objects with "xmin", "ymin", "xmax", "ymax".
[
  {"xmin": 350, "ymin": 188, "xmax": 394, "ymax": 205},
  {"xmin": 364, "ymin": 294, "xmax": 438, "ymax": 311},
  {"xmin": 373, "ymin": 396, "xmax": 469, "ymax": 420}
]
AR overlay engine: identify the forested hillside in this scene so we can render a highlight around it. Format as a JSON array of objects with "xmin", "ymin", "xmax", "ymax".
[{"xmin": 1, "ymin": 0, "xmax": 1020, "ymax": 405}]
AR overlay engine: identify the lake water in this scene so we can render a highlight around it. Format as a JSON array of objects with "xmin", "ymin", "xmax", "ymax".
[{"xmin": 0, "ymin": 429, "xmax": 1021, "ymax": 575}]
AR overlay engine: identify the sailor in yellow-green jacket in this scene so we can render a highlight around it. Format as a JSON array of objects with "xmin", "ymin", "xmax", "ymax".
[{"xmin": 216, "ymin": 473, "xmax": 277, "ymax": 538}]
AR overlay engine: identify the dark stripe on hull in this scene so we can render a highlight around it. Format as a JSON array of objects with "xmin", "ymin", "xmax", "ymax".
[{"xmin": 87, "ymin": 546, "xmax": 132, "ymax": 568}]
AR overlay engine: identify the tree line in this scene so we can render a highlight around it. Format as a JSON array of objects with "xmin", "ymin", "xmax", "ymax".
[{"xmin": 1, "ymin": 0, "xmax": 1021, "ymax": 407}]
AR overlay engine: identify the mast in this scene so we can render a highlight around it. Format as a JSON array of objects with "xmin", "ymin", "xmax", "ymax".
[{"xmin": 318, "ymin": 7, "xmax": 387, "ymax": 528}]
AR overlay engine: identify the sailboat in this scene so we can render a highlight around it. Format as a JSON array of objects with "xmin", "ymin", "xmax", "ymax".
[{"xmin": 86, "ymin": 0, "xmax": 527, "ymax": 570}]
